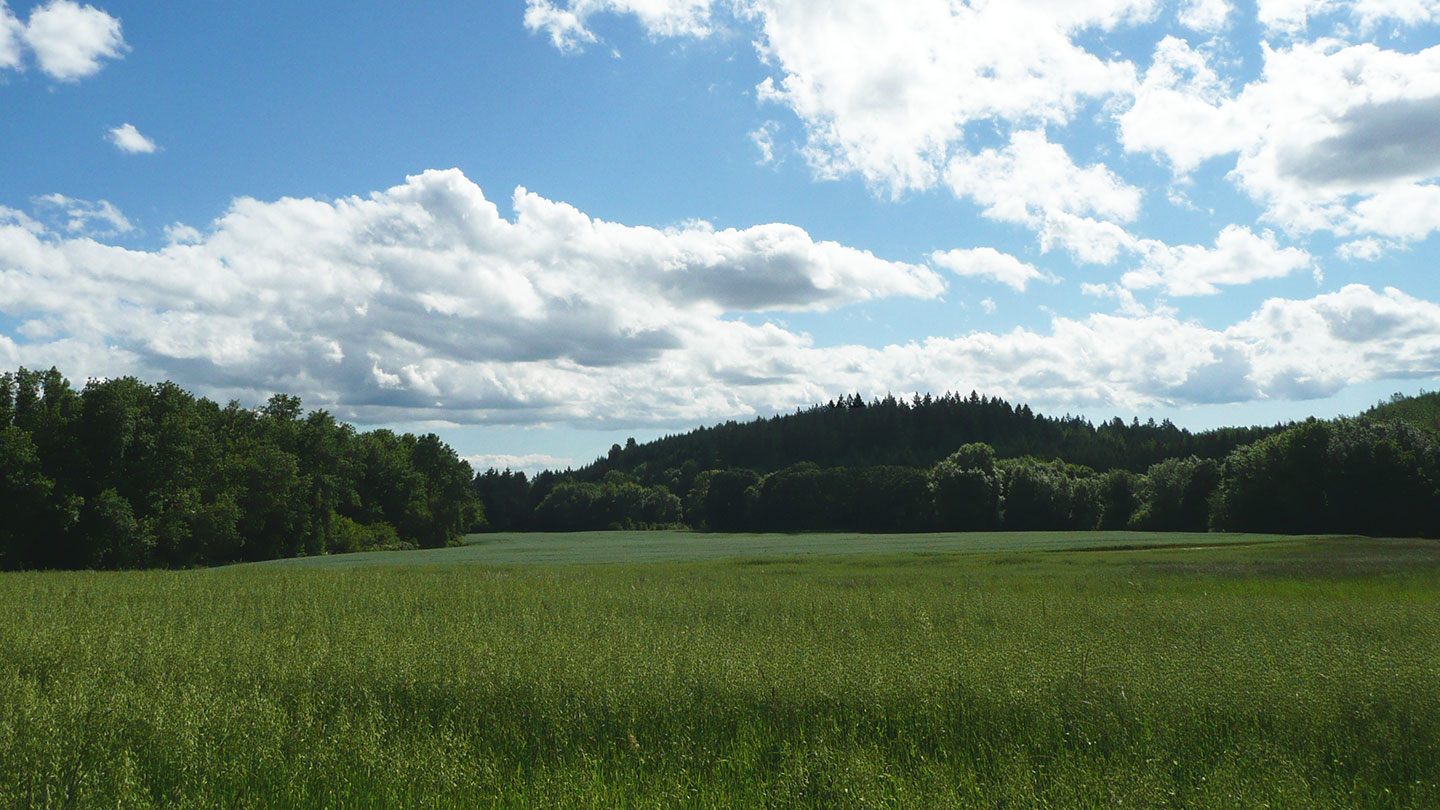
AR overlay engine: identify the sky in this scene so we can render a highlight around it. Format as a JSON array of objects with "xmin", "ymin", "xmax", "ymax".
[{"xmin": 3, "ymin": 0, "xmax": 1440, "ymax": 473}]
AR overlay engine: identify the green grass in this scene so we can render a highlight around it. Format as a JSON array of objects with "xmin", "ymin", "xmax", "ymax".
[
  {"xmin": 2, "ymin": 533, "xmax": 1438, "ymax": 808},
  {"xmin": 260, "ymin": 529, "xmax": 1296, "ymax": 567}
]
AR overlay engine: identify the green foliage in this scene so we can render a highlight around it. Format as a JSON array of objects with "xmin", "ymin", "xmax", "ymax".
[
  {"xmin": 1095, "ymin": 469, "xmax": 1140, "ymax": 530},
  {"xmin": 0, "ymin": 368, "xmax": 479, "ymax": 570},
  {"xmin": 930, "ymin": 443, "xmax": 1001, "ymax": 530},
  {"xmin": 534, "ymin": 476, "xmax": 682, "ymax": 531},
  {"xmin": 473, "ymin": 391, "xmax": 1440, "ymax": 539},
  {"xmin": 1, "ymin": 536, "xmax": 1437, "ymax": 807},
  {"xmin": 995, "ymin": 457, "xmax": 1098, "ymax": 531},
  {"xmin": 1212, "ymin": 418, "xmax": 1440, "ymax": 537},
  {"xmin": 581, "ymin": 390, "xmax": 1284, "ymax": 483},
  {"xmin": 331, "ymin": 515, "xmax": 412, "ymax": 553},
  {"xmin": 1129, "ymin": 456, "xmax": 1221, "ymax": 532},
  {"xmin": 471, "ymin": 468, "xmax": 532, "ymax": 531},
  {"xmin": 691, "ymin": 468, "xmax": 761, "ymax": 531},
  {"xmin": 1363, "ymin": 389, "xmax": 1440, "ymax": 436}
]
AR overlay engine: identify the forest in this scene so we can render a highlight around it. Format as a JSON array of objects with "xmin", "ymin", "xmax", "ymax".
[
  {"xmin": 5, "ymin": 367, "xmax": 1440, "ymax": 571},
  {"xmin": 0, "ymin": 368, "xmax": 478, "ymax": 570},
  {"xmin": 476, "ymin": 391, "xmax": 1440, "ymax": 539}
]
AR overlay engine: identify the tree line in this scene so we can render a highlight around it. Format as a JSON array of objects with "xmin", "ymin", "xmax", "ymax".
[
  {"xmin": 1, "ymin": 368, "xmax": 479, "ymax": 570},
  {"xmin": 476, "ymin": 401, "xmax": 1440, "ymax": 539},
  {"xmin": 580, "ymin": 391, "xmax": 1285, "ymax": 479},
  {"xmin": 7, "ymin": 367, "xmax": 1439, "ymax": 571}
]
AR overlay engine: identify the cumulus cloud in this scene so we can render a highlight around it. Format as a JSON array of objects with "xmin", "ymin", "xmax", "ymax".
[
  {"xmin": 524, "ymin": 0, "xmax": 717, "ymax": 52},
  {"xmin": 20, "ymin": 0, "xmax": 124, "ymax": 81},
  {"xmin": 527, "ymin": 0, "xmax": 1440, "ymax": 277},
  {"xmin": 0, "ymin": 170, "xmax": 944, "ymax": 424},
  {"xmin": 1234, "ymin": 41, "xmax": 1440, "ymax": 238},
  {"xmin": 1336, "ymin": 237, "xmax": 1387, "ymax": 261},
  {"xmin": 1231, "ymin": 284, "xmax": 1440, "ymax": 398},
  {"xmin": 0, "ymin": 3, "xmax": 22, "ymax": 71},
  {"xmin": 106, "ymin": 123, "xmax": 156, "ymax": 154},
  {"xmin": 529, "ymin": 0, "xmax": 1147, "ymax": 198},
  {"xmin": 1179, "ymin": 0, "xmax": 1232, "ymax": 31},
  {"xmin": 1119, "ymin": 36, "xmax": 1249, "ymax": 174},
  {"xmin": 1122, "ymin": 225, "xmax": 1313, "ymax": 296},
  {"xmin": 945, "ymin": 131, "xmax": 1142, "ymax": 260},
  {"xmin": 745, "ymin": 0, "xmax": 1146, "ymax": 195},
  {"xmin": 465, "ymin": 453, "xmax": 578, "ymax": 474},
  {"xmin": 31, "ymin": 193, "xmax": 132, "ymax": 235},
  {"xmin": 1, "ymin": 172, "xmax": 1436, "ymax": 424},
  {"xmin": 930, "ymin": 247, "xmax": 1054, "ymax": 292},
  {"xmin": 1258, "ymin": 0, "xmax": 1440, "ymax": 34},
  {"xmin": 768, "ymin": 283, "xmax": 1440, "ymax": 413},
  {"xmin": 1123, "ymin": 37, "xmax": 1440, "ymax": 242}
]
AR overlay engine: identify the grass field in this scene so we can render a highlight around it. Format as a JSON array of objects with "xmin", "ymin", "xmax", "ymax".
[
  {"xmin": 262, "ymin": 529, "xmax": 1294, "ymax": 567},
  {"xmin": 2, "ymin": 532, "xmax": 1438, "ymax": 808}
]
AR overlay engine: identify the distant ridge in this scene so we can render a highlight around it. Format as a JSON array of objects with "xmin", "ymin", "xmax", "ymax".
[
  {"xmin": 572, "ymin": 392, "xmax": 1287, "ymax": 480},
  {"xmin": 1364, "ymin": 390, "xmax": 1440, "ymax": 436}
]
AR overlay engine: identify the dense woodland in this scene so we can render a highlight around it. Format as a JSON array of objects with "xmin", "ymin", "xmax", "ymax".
[
  {"xmin": 476, "ymin": 391, "xmax": 1440, "ymax": 539},
  {"xmin": 585, "ymin": 392, "xmax": 1282, "ymax": 475},
  {"xmin": 1, "ymin": 368, "xmax": 478, "ymax": 570},
  {"xmin": 5, "ymin": 367, "xmax": 1440, "ymax": 570}
]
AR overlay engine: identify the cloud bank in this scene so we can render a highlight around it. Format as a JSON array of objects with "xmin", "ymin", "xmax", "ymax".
[
  {"xmin": 1, "ymin": 172, "xmax": 1436, "ymax": 427},
  {"xmin": 529, "ymin": 0, "xmax": 1440, "ymax": 263}
]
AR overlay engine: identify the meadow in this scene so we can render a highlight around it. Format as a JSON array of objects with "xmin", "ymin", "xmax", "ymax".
[{"xmin": 1, "ymin": 531, "xmax": 1437, "ymax": 808}]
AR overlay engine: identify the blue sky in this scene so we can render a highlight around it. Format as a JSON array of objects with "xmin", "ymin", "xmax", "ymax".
[{"xmin": 3, "ymin": 0, "xmax": 1440, "ymax": 472}]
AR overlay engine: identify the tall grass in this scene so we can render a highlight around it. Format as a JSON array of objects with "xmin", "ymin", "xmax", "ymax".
[{"xmin": 1, "ymin": 536, "xmax": 1437, "ymax": 808}]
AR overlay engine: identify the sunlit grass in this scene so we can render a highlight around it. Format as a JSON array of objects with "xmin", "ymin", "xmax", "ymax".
[{"xmin": 2, "ymin": 535, "xmax": 1437, "ymax": 808}]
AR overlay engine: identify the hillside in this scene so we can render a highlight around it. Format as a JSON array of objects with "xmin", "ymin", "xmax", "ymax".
[
  {"xmin": 577, "ymin": 392, "xmax": 1286, "ymax": 479},
  {"xmin": 1365, "ymin": 390, "xmax": 1440, "ymax": 435},
  {"xmin": 475, "ymin": 390, "xmax": 1440, "ymax": 537}
]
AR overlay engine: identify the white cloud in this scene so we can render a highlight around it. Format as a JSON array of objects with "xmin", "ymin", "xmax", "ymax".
[
  {"xmin": 2, "ymin": 173, "xmax": 1436, "ymax": 423},
  {"xmin": 1336, "ymin": 237, "xmax": 1386, "ymax": 260},
  {"xmin": 1231, "ymin": 284, "xmax": 1440, "ymax": 398},
  {"xmin": 930, "ymin": 247, "xmax": 1054, "ymax": 292},
  {"xmin": 749, "ymin": 120, "xmax": 779, "ymax": 164},
  {"xmin": 744, "ymin": 0, "xmax": 1147, "ymax": 196},
  {"xmin": 1234, "ymin": 41, "xmax": 1440, "ymax": 238},
  {"xmin": 1122, "ymin": 225, "xmax": 1313, "ymax": 296},
  {"xmin": 946, "ymin": 130, "xmax": 1142, "ymax": 230},
  {"xmin": 524, "ymin": 0, "xmax": 717, "ymax": 52},
  {"xmin": 1121, "ymin": 36, "xmax": 1440, "ymax": 243},
  {"xmin": 0, "ymin": 3, "xmax": 23, "ymax": 71},
  {"xmin": 748, "ymin": 283, "xmax": 1440, "ymax": 412},
  {"xmin": 31, "ymin": 193, "xmax": 132, "ymax": 235},
  {"xmin": 164, "ymin": 222, "xmax": 203, "ymax": 245},
  {"xmin": 465, "ymin": 453, "xmax": 577, "ymax": 474},
  {"xmin": 979, "ymin": 298, "xmax": 997, "ymax": 314},
  {"xmin": 0, "ymin": 170, "xmax": 945, "ymax": 424},
  {"xmin": 1037, "ymin": 213, "xmax": 1139, "ymax": 265},
  {"xmin": 524, "ymin": 0, "xmax": 1440, "ymax": 272},
  {"xmin": 1119, "ymin": 36, "xmax": 1249, "ymax": 174},
  {"xmin": 22, "ymin": 0, "xmax": 124, "ymax": 81},
  {"xmin": 1258, "ymin": 0, "xmax": 1440, "ymax": 33},
  {"xmin": 1179, "ymin": 0, "xmax": 1233, "ymax": 31},
  {"xmin": 530, "ymin": 1, "xmax": 1152, "ymax": 198},
  {"xmin": 1349, "ymin": 182, "xmax": 1440, "ymax": 240},
  {"xmin": 941, "ymin": 131, "xmax": 1143, "ymax": 263},
  {"xmin": 106, "ymin": 123, "xmax": 157, "ymax": 154},
  {"xmin": 1258, "ymin": 0, "xmax": 1336, "ymax": 32},
  {"xmin": 522, "ymin": 1, "xmax": 1189, "ymax": 273}
]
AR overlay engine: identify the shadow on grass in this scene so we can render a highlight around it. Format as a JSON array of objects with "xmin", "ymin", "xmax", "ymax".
[{"xmin": 1131, "ymin": 536, "xmax": 1440, "ymax": 580}]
